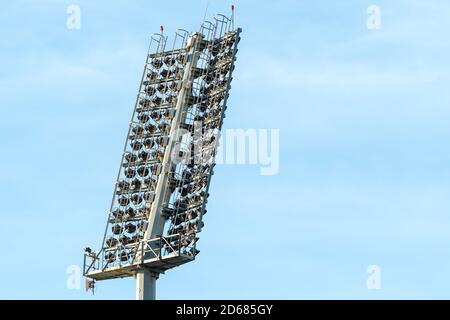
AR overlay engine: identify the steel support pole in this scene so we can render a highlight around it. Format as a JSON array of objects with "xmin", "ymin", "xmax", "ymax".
[{"xmin": 135, "ymin": 269, "xmax": 158, "ymax": 300}]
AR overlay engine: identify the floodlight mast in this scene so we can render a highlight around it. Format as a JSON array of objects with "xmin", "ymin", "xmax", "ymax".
[{"xmin": 83, "ymin": 13, "xmax": 241, "ymax": 300}]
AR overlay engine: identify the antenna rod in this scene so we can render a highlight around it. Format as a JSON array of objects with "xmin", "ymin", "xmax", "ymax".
[{"xmin": 231, "ymin": 4, "xmax": 235, "ymax": 30}]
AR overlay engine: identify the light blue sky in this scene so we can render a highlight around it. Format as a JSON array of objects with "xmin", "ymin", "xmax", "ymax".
[{"xmin": 1, "ymin": 0, "xmax": 450, "ymax": 299}]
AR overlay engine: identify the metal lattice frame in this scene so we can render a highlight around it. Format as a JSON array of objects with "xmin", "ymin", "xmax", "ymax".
[{"xmin": 84, "ymin": 14, "xmax": 241, "ymax": 282}]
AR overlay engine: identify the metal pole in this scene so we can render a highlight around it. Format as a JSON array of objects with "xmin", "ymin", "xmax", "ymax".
[{"xmin": 135, "ymin": 268, "xmax": 158, "ymax": 300}]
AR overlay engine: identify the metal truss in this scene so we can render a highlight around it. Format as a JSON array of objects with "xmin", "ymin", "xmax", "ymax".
[{"xmin": 84, "ymin": 13, "xmax": 241, "ymax": 286}]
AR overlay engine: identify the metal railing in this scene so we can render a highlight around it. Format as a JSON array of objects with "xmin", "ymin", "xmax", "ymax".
[{"xmin": 84, "ymin": 233, "xmax": 195, "ymax": 276}]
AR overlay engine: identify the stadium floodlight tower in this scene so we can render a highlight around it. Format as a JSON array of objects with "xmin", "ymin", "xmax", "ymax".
[{"xmin": 83, "ymin": 11, "xmax": 241, "ymax": 300}]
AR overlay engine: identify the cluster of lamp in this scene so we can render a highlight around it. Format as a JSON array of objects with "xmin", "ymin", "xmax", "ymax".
[
  {"xmin": 100, "ymin": 30, "xmax": 239, "ymax": 265},
  {"xmin": 102, "ymin": 51, "xmax": 189, "ymax": 265},
  {"xmin": 145, "ymin": 53, "xmax": 186, "ymax": 82},
  {"xmin": 140, "ymin": 53, "xmax": 186, "ymax": 109},
  {"xmin": 162, "ymin": 32, "xmax": 240, "ymax": 257}
]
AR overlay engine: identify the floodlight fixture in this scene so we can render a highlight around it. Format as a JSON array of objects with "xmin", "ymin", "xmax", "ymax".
[{"xmin": 83, "ymin": 10, "xmax": 241, "ymax": 300}]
